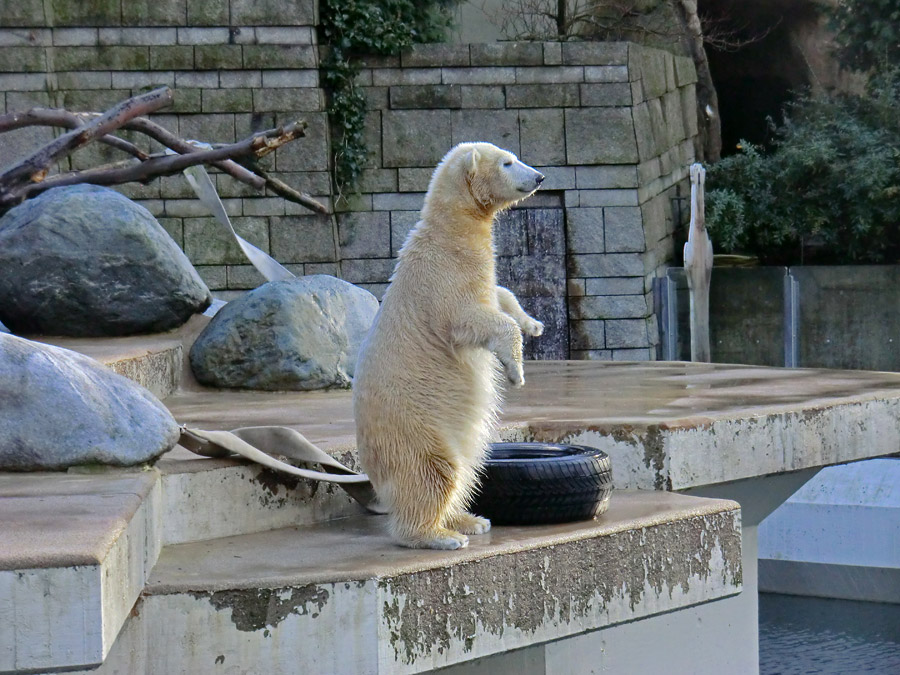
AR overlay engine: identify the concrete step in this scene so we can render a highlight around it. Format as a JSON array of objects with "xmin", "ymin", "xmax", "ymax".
[
  {"xmin": 34, "ymin": 314, "xmax": 209, "ymax": 400},
  {"xmin": 83, "ymin": 491, "xmax": 743, "ymax": 675},
  {"xmin": 0, "ymin": 471, "xmax": 161, "ymax": 674},
  {"xmin": 1, "ymin": 464, "xmax": 742, "ymax": 675},
  {"xmin": 157, "ymin": 360, "xmax": 900, "ymax": 545},
  {"xmin": 154, "ymin": 446, "xmax": 364, "ymax": 546}
]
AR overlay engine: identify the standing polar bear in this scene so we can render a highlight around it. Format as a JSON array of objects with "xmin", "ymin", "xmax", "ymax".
[{"xmin": 353, "ymin": 142, "xmax": 545, "ymax": 549}]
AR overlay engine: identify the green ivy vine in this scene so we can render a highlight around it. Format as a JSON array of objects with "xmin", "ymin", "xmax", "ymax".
[{"xmin": 320, "ymin": 0, "xmax": 455, "ymax": 195}]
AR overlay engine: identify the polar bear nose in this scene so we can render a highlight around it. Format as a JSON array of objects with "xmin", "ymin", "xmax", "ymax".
[{"xmin": 535, "ymin": 173, "xmax": 545, "ymax": 185}]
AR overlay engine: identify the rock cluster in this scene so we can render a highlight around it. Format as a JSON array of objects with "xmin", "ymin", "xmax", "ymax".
[
  {"xmin": 0, "ymin": 185, "xmax": 210, "ymax": 336},
  {"xmin": 190, "ymin": 276, "xmax": 379, "ymax": 390},
  {"xmin": 0, "ymin": 333, "xmax": 180, "ymax": 470}
]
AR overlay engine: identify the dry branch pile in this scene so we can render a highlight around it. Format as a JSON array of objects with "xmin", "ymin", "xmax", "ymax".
[{"xmin": 0, "ymin": 86, "xmax": 327, "ymax": 215}]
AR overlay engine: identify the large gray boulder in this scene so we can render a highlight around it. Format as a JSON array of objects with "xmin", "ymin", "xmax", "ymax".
[
  {"xmin": 0, "ymin": 334, "xmax": 180, "ymax": 470},
  {"xmin": 190, "ymin": 276, "xmax": 379, "ymax": 390},
  {"xmin": 0, "ymin": 184, "xmax": 211, "ymax": 336}
]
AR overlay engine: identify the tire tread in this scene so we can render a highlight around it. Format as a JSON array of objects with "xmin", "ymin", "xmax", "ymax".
[{"xmin": 472, "ymin": 443, "xmax": 614, "ymax": 525}]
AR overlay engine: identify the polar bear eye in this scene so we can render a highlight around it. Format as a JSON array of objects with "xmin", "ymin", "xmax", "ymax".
[{"xmin": 503, "ymin": 160, "xmax": 513, "ymax": 167}]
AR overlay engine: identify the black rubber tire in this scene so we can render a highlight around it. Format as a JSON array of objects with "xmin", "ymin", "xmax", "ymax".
[{"xmin": 472, "ymin": 442, "xmax": 613, "ymax": 525}]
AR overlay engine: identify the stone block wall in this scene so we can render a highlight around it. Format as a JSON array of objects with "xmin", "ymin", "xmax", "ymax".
[
  {"xmin": 0, "ymin": 0, "xmax": 331, "ymax": 294},
  {"xmin": 0, "ymin": 2, "xmax": 698, "ymax": 359},
  {"xmin": 347, "ymin": 41, "xmax": 697, "ymax": 360}
]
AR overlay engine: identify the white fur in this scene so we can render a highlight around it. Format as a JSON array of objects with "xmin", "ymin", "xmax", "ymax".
[{"xmin": 353, "ymin": 142, "xmax": 544, "ymax": 549}]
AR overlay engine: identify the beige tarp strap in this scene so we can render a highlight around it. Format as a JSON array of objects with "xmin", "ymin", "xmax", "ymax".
[{"xmin": 178, "ymin": 425, "xmax": 384, "ymax": 513}]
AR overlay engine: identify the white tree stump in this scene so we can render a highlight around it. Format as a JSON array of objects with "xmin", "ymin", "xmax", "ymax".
[{"xmin": 683, "ymin": 163, "xmax": 713, "ymax": 362}]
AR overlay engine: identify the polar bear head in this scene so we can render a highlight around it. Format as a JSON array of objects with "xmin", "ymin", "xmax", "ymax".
[{"xmin": 425, "ymin": 142, "xmax": 545, "ymax": 216}]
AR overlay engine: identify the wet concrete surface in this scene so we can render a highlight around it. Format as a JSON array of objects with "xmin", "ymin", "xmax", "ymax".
[{"xmin": 163, "ymin": 360, "xmax": 900, "ymax": 461}]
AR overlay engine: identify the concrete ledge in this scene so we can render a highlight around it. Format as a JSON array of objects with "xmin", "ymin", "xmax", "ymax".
[
  {"xmin": 36, "ymin": 313, "xmax": 210, "ymax": 399},
  {"xmin": 101, "ymin": 491, "xmax": 741, "ymax": 675},
  {"xmin": 156, "ymin": 446, "xmax": 362, "ymax": 546},
  {"xmin": 759, "ymin": 559, "xmax": 900, "ymax": 604},
  {"xmin": 153, "ymin": 360, "xmax": 900, "ymax": 547},
  {"xmin": 0, "ymin": 472, "xmax": 161, "ymax": 674},
  {"xmin": 167, "ymin": 361, "xmax": 900, "ymax": 494}
]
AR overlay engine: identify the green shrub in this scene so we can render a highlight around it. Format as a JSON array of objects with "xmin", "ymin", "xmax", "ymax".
[
  {"xmin": 706, "ymin": 73, "xmax": 900, "ymax": 265},
  {"xmin": 831, "ymin": 0, "xmax": 900, "ymax": 72},
  {"xmin": 320, "ymin": 1, "xmax": 455, "ymax": 195}
]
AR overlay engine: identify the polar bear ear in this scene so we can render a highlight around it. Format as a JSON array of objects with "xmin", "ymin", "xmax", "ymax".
[{"xmin": 466, "ymin": 147, "xmax": 480, "ymax": 176}]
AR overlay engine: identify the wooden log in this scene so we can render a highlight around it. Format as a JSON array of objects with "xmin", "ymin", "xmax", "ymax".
[
  {"xmin": 0, "ymin": 107, "xmax": 149, "ymax": 160},
  {"xmin": 1, "ymin": 123, "xmax": 311, "ymax": 207},
  {"xmin": 0, "ymin": 93, "xmax": 327, "ymax": 214},
  {"xmin": 0, "ymin": 87, "xmax": 172, "ymax": 190}
]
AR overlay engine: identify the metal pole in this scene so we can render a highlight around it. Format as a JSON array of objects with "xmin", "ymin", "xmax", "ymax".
[
  {"xmin": 666, "ymin": 272, "xmax": 679, "ymax": 360},
  {"xmin": 783, "ymin": 270, "xmax": 799, "ymax": 367}
]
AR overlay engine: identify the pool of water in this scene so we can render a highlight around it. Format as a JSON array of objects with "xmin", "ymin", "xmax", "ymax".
[{"xmin": 759, "ymin": 593, "xmax": 900, "ymax": 674}]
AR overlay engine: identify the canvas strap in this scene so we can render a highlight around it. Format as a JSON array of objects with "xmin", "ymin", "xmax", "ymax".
[{"xmin": 178, "ymin": 425, "xmax": 383, "ymax": 513}]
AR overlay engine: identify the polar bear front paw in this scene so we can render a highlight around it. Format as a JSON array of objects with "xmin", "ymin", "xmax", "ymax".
[{"xmin": 521, "ymin": 316, "xmax": 544, "ymax": 337}]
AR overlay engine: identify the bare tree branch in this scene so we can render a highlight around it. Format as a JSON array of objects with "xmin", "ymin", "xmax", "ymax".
[
  {"xmin": 259, "ymin": 171, "xmax": 329, "ymax": 215},
  {"xmin": 1, "ymin": 87, "xmax": 172, "ymax": 188},
  {"xmin": 0, "ymin": 88, "xmax": 327, "ymax": 214},
  {"xmin": 0, "ymin": 108, "xmax": 149, "ymax": 160},
  {"xmin": 1, "ymin": 122, "xmax": 316, "ymax": 209},
  {"xmin": 0, "ymin": 106, "xmax": 268, "ymax": 189},
  {"xmin": 68, "ymin": 112, "xmax": 269, "ymax": 190}
]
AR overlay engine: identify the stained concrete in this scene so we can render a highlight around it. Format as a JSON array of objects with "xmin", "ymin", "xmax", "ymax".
[
  {"xmin": 5, "ymin": 357, "xmax": 900, "ymax": 673},
  {"xmin": 146, "ymin": 490, "xmax": 740, "ymax": 594},
  {"xmin": 86, "ymin": 491, "xmax": 742, "ymax": 675}
]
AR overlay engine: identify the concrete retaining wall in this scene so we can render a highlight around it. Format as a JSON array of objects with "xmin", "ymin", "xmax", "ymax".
[
  {"xmin": 663, "ymin": 265, "xmax": 900, "ymax": 371},
  {"xmin": 0, "ymin": 1, "xmax": 699, "ymax": 358}
]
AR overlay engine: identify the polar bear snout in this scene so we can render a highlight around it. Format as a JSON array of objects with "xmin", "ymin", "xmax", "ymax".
[
  {"xmin": 518, "ymin": 169, "xmax": 544, "ymax": 194},
  {"xmin": 507, "ymin": 158, "xmax": 544, "ymax": 194}
]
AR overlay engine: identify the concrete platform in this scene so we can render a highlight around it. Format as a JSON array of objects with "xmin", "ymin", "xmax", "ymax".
[
  {"xmin": 166, "ymin": 360, "xmax": 900, "ymax": 491},
  {"xmin": 4, "ymin": 357, "xmax": 900, "ymax": 673},
  {"xmin": 0, "ymin": 472, "xmax": 161, "ymax": 673},
  {"xmin": 79, "ymin": 491, "xmax": 743, "ymax": 675}
]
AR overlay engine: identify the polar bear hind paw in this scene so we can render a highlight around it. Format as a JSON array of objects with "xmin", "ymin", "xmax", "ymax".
[{"xmin": 449, "ymin": 512, "xmax": 492, "ymax": 535}]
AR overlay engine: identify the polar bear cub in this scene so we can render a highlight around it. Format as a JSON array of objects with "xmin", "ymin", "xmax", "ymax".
[{"xmin": 353, "ymin": 142, "xmax": 545, "ymax": 549}]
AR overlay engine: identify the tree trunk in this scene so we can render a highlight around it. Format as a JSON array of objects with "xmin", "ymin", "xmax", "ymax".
[{"xmin": 677, "ymin": 0, "xmax": 722, "ymax": 162}]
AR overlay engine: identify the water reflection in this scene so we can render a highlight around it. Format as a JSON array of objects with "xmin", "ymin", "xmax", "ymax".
[{"xmin": 759, "ymin": 593, "xmax": 900, "ymax": 675}]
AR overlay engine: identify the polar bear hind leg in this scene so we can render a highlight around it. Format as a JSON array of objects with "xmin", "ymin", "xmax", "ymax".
[{"xmin": 386, "ymin": 448, "xmax": 471, "ymax": 550}]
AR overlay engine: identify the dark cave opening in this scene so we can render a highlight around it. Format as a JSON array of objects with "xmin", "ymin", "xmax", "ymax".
[{"xmin": 701, "ymin": 0, "xmax": 823, "ymax": 154}]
